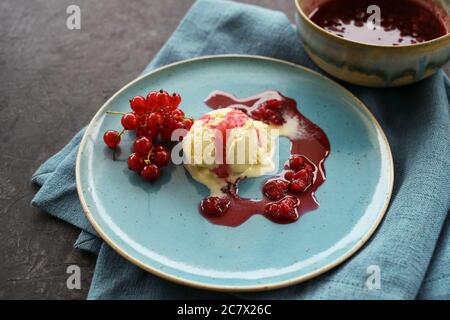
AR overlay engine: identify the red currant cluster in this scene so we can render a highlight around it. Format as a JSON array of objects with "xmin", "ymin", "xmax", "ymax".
[
  {"xmin": 103, "ymin": 90, "xmax": 194, "ymax": 181},
  {"xmin": 265, "ymin": 196, "xmax": 300, "ymax": 221},
  {"xmin": 200, "ymin": 196, "xmax": 231, "ymax": 216},
  {"xmin": 262, "ymin": 155, "xmax": 315, "ymax": 221},
  {"xmin": 199, "ymin": 155, "xmax": 315, "ymax": 221}
]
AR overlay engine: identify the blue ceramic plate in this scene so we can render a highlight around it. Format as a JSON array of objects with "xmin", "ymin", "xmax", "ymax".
[{"xmin": 76, "ymin": 55, "xmax": 393, "ymax": 291}]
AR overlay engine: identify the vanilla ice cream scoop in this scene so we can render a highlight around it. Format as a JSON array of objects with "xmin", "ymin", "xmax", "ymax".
[{"xmin": 183, "ymin": 108, "xmax": 277, "ymax": 195}]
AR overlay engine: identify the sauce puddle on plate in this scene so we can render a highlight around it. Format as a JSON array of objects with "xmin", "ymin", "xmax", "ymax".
[
  {"xmin": 199, "ymin": 91, "xmax": 330, "ymax": 227},
  {"xmin": 309, "ymin": 0, "xmax": 447, "ymax": 45}
]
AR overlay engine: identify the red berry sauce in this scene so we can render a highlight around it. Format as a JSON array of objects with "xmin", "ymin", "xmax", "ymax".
[
  {"xmin": 198, "ymin": 91, "xmax": 330, "ymax": 227},
  {"xmin": 309, "ymin": 0, "xmax": 447, "ymax": 46}
]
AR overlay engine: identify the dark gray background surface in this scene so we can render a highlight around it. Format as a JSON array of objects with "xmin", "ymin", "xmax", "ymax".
[{"xmin": 1, "ymin": 0, "xmax": 448, "ymax": 299}]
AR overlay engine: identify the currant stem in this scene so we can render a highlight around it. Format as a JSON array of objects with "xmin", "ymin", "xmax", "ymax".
[
  {"xmin": 107, "ymin": 111, "xmax": 127, "ymax": 115},
  {"xmin": 144, "ymin": 147, "xmax": 154, "ymax": 165}
]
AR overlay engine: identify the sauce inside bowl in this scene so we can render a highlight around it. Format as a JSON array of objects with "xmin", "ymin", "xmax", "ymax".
[{"xmin": 309, "ymin": 0, "xmax": 448, "ymax": 45}]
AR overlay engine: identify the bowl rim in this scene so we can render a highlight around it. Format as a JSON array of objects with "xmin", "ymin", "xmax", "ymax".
[{"xmin": 294, "ymin": 0, "xmax": 450, "ymax": 49}]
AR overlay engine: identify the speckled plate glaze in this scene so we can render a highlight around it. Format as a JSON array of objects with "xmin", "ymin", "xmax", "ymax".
[{"xmin": 76, "ymin": 55, "xmax": 393, "ymax": 291}]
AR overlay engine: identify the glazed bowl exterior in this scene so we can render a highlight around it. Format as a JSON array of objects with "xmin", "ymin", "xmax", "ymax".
[{"xmin": 295, "ymin": 0, "xmax": 450, "ymax": 87}]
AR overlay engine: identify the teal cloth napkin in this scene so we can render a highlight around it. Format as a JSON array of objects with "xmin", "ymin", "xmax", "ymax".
[{"xmin": 32, "ymin": 0, "xmax": 450, "ymax": 299}]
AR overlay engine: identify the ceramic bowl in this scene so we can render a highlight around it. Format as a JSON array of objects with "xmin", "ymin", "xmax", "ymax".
[{"xmin": 294, "ymin": 0, "xmax": 450, "ymax": 87}]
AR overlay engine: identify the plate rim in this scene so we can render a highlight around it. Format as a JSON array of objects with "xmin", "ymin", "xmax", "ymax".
[{"xmin": 76, "ymin": 54, "xmax": 394, "ymax": 292}]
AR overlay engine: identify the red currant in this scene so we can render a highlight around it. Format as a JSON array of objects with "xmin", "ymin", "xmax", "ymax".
[
  {"xmin": 167, "ymin": 121, "xmax": 186, "ymax": 141},
  {"xmin": 265, "ymin": 99, "xmax": 283, "ymax": 110},
  {"xmin": 137, "ymin": 115, "xmax": 147, "ymax": 127},
  {"xmin": 250, "ymin": 109, "xmax": 263, "ymax": 120},
  {"xmin": 170, "ymin": 93, "xmax": 182, "ymax": 108},
  {"xmin": 265, "ymin": 203, "xmax": 280, "ymax": 215},
  {"xmin": 262, "ymin": 179, "xmax": 289, "ymax": 201},
  {"xmin": 163, "ymin": 115, "xmax": 179, "ymax": 129},
  {"xmin": 265, "ymin": 196, "xmax": 299, "ymax": 221},
  {"xmin": 170, "ymin": 120, "xmax": 185, "ymax": 131},
  {"xmin": 251, "ymin": 106, "xmax": 284, "ymax": 125},
  {"xmin": 130, "ymin": 96, "xmax": 147, "ymax": 115},
  {"xmin": 181, "ymin": 118, "xmax": 194, "ymax": 130},
  {"xmin": 146, "ymin": 127, "xmax": 159, "ymax": 140},
  {"xmin": 133, "ymin": 137, "xmax": 153, "ymax": 156},
  {"xmin": 200, "ymin": 197, "xmax": 230, "ymax": 216},
  {"xmin": 141, "ymin": 164, "xmax": 160, "ymax": 181},
  {"xmin": 294, "ymin": 169, "xmax": 309, "ymax": 181},
  {"xmin": 137, "ymin": 126, "xmax": 159, "ymax": 140},
  {"xmin": 103, "ymin": 130, "xmax": 121, "ymax": 148},
  {"xmin": 289, "ymin": 155, "xmax": 305, "ymax": 171},
  {"xmin": 156, "ymin": 90, "xmax": 170, "ymax": 107},
  {"xmin": 147, "ymin": 112, "xmax": 164, "ymax": 129},
  {"xmin": 121, "ymin": 113, "xmax": 138, "ymax": 130},
  {"xmin": 213, "ymin": 165, "xmax": 229, "ymax": 179},
  {"xmin": 169, "ymin": 109, "xmax": 185, "ymax": 119},
  {"xmin": 289, "ymin": 179, "xmax": 307, "ymax": 193},
  {"xmin": 153, "ymin": 150, "xmax": 170, "ymax": 167},
  {"xmin": 305, "ymin": 163, "xmax": 314, "ymax": 173},
  {"xmin": 279, "ymin": 197, "xmax": 299, "ymax": 219},
  {"xmin": 284, "ymin": 170, "xmax": 295, "ymax": 181},
  {"xmin": 146, "ymin": 91, "xmax": 158, "ymax": 109},
  {"xmin": 127, "ymin": 153, "xmax": 145, "ymax": 172},
  {"xmin": 265, "ymin": 108, "xmax": 284, "ymax": 125},
  {"xmin": 153, "ymin": 144, "xmax": 166, "ymax": 153}
]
